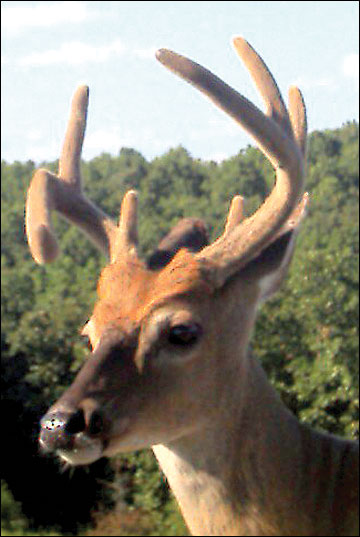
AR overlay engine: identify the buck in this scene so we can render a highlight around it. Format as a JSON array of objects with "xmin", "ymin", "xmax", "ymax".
[{"xmin": 25, "ymin": 37, "xmax": 358, "ymax": 536}]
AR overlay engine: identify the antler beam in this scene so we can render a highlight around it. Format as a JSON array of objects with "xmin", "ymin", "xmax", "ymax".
[
  {"xmin": 25, "ymin": 85, "xmax": 117, "ymax": 263},
  {"xmin": 156, "ymin": 37, "xmax": 307, "ymax": 286}
]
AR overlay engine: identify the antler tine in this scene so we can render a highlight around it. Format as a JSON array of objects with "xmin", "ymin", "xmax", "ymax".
[
  {"xmin": 111, "ymin": 190, "xmax": 139, "ymax": 263},
  {"xmin": 288, "ymin": 85, "xmax": 307, "ymax": 158},
  {"xmin": 156, "ymin": 39, "xmax": 306, "ymax": 288},
  {"xmin": 25, "ymin": 85, "xmax": 117, "ymax": 264},
  {"xmin": 232, "ymin": 37, "xmax": 293, "ymax": 139},
  {"xmin": 156, "ymin": 47, "xmax": 298, "ymax": 170},
  {"xmin": 25, "ymin": 169, "xmax": 60, "ymax": 263},
  {"xmin": 59, "ymin": 85, "xmax": 89, "ymax": 185},
  {"xmin": 234, "ymin": 37, "xmax": 307, "ymax": 162},
  {"xmin": 224, "ymin": 195, "xmax": 244, "ymax": 234}
]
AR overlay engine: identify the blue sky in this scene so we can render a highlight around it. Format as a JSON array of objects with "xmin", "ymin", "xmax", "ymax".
[{"xmin": 2, "ymin": 1, "xmax": 359, "ymax": 164}]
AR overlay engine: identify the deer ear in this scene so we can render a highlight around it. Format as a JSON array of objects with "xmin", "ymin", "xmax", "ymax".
[
  {"xmin": 241, "ymin": 230, "xmax": 297, "ymax": 302},
  {"xmin": 239, "ymin": 192, "xmax": 308, "ymax": 302},
  {"xmin": 147, "ymin": 218, "xmax": 209, "ymax": 270}
]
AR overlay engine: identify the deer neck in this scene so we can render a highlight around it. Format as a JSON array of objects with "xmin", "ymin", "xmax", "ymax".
[{"xmin": 153, "ymin": 353, "xmax": 311, "ymax": 536}]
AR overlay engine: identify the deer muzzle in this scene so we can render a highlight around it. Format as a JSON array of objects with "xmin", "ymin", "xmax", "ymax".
[
  {"xmin": 39, "ymin": 327, "xmax": 139, "ymax": 465},
  {"xmin": 39, "ymin": 407, "xmax": 106, "ymax": 465}
]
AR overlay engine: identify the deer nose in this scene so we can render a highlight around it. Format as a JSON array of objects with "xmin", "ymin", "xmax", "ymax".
[
  {"xmin": 39, "ymin": 410, "xmax": 75, "ymax": 453},
  {"xmin": 39, "ymin": 403, "xmax": 105, "ymax": 453}
]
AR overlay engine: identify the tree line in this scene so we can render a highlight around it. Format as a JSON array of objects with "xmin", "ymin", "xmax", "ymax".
[{"xmin": 1, "ymin": 120, "xmax": 358, "ymax": 535}]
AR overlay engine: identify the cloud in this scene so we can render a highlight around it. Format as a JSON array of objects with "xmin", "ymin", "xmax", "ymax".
[
  {"xmin": 1, "ymin": 54, "xmax": 10, "ymax": 66},
  {"xmin": 2, "ymin": 1, "xmax": 94, "ymax": 34},
  {"xmin": 85, "ymin": 127, "xmax": 128, "ymax": 155},
  {"xmin": 26, "ymin": 128, "xmax": 44, "ymax": 142},
  {"xmin": 18, "ymin": 39, "xmax": 126, "ymax": 67},
  {"xmin": 187, "ymin": 115, "xmax": 243, "ymax": 144},
  {"xmin": 133, "ymin": 46, "xmax": 159, "ymax": 60},
  {"xmin": 203, "ymin": 152, "xmax": 229, "ymax": 163},
  {"xmin": 290, "ymin": 75, "xmax": 335, "ymax": 91},
  {"xmin": 13, "ymin": 39, "xmax": 159, "ymax": 68},
  {"xmin": 342, "ymin": 53, "xmax": 359, "ymax": 82}
]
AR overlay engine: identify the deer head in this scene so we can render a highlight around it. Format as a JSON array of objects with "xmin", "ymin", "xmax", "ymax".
[{"xmin": 26, "ymin": 37, "xmax": 308, "ymax": 466}]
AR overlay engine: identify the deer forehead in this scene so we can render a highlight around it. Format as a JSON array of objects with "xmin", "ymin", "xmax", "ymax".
[{"xmin": 91, "ymin": 249, "xmax": 214, "ymax": 333}]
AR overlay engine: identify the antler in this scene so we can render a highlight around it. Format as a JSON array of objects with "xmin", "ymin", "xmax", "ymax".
[
  {"xmin": 156, "ymin": 37, "xmax": 307, "ymax": 287},
  {"xmin": 111, "ymin": 190, "xmax": 139, "ymax": 262},
  {"xmin": 25, "ymin": 85, "xmax": 139, "ymax": 264},
  {"xmin": 27, "ymin": 37, "xmax": 307, "ymax": 281}
]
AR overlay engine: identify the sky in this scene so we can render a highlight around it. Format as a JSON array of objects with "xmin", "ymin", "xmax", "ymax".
[{"xmin": 1, "ymin": 1, "xmax": 359, "ymax": 165}]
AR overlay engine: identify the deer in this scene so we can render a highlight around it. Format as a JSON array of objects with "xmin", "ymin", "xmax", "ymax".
[{"xmin": 25, "ymin": 37, "xmax": 359, "ymax": 536}]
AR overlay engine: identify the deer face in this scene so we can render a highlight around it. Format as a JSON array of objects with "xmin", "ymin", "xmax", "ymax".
[
  {"xmin": 39, "ymin": 227, "xmax": 300, "ymax": 466},
  {"xmin": 39, "ymin": 250, "xmax": 227, "ymax": 464},
  {"xmin": 28, "ymin": 37, "xmax": 308, "ymax": 466}
]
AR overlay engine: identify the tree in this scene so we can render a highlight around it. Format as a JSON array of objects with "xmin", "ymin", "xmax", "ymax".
[{"xmin": 1, "ymin": 122, "xmax": 358, "ymax": 535}]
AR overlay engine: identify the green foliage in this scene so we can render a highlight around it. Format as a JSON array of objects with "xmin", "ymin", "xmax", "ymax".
[
  {"xmin": 1, "ymin": 481, "xmax": 61, "ymax": 535},
  {"xmin": 114, "ymin": 450, "xmax": 188, "ymax": 535},
  {"xmin": 1, "ymin": 480, "xmax": 28, "ymax": 533},
  {"xmin": 253, "ymin": 121, "xmax": 359, "ymax": 438},
  {"xmin": 1, "ymin": 121, "xmax": 358, "ymax": 536}
]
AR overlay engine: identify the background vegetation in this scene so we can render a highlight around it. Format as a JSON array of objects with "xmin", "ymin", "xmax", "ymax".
[{"xmin": 1, "ymin": 121, "xmax": 358, "ymax": 535}]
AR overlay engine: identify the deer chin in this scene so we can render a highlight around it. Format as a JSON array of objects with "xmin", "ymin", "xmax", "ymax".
[
  {"xmin": 102, "ymin": 430, "xmax": 153, "ymax": 456},
  {"xmin": 56, "ymin": 432, "xmax": 104, "ymax": 466},
  {"xmin": 102, "ymin": 421, "xmax": 200, "ymax": 457},
  {"xmin": 56, "ymin": 416, "xmax": 133, "ymax": 465}
]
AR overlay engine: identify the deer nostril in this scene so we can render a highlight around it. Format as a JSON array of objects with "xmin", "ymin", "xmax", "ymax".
[
  {"xmin": 88, "ymin": 410, "xmax": 104, "ymax": 435},
  {"xmin": 65, "ymin": 409, "xmax": 86, "ymax": 434}
]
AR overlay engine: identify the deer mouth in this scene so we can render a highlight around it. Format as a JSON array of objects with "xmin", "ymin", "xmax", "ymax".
[
  {"xmin": 55, "ymin": 432, "xmax": 105, "ymax": 466},
  {"xmin": 39, "ymin": 410, "xmax": 131, "ymax": 466},
  {"xmin": 39, "ymin": 418, "xmax": 106, "ymax": 465}
]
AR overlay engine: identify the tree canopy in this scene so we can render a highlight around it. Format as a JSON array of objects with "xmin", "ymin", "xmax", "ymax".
[{"xmin": 1, "ymin": 121, "xmax": 358, "ymax": 535}]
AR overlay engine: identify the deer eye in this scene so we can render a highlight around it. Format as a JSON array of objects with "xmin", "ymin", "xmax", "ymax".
[{"xmin": 168, "ymin": 323, "xmax": 202, "ymax": 346}]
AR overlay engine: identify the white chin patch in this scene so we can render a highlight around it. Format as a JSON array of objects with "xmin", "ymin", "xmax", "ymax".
[{"xmin": 58, "ymin": 433, "xmax": 103, "ymax": 466}]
